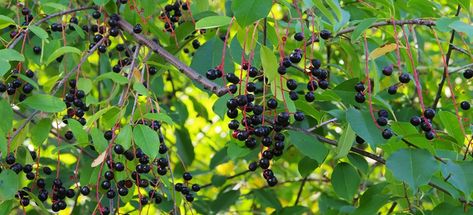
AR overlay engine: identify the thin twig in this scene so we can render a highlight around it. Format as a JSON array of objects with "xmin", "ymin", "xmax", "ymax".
[
  {"xmin": 307, "ymin": 118, "xmax": 337, "ymax": 132},
  {"xmin": 117, "ymin": 18, "xmax": 228, "ymax": 96},
  {"xmin": 293, "ymin": 176, "xmax": 308, "ymax": 206},
  {"xmin": 432, "ymin": 5, "xmax": 461, "ymax": 109},
  {"xmin": 117, "ymin": 44, "xmax": 141, "ymax": 106},
  {"xmin": 8, "ymin": 6, "xmax": 97, "ymax": 49}
]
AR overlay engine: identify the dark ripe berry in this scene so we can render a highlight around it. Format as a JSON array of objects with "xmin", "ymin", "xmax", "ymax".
[
  {"xmin": 399, "ymin": 73, "xmax": 411, "ymax": 83},
  {"xmin": 98, "ymin": 45, "xmax": 107, "ymax": 53},
  {"xmin": 246, "ymin": 82, "xmax": 256, "ymax": 92},
  {"xmin": 33, "ymin": 46, "xmax": 41, "ymax": 54},
  {"xmin": 267, "ymin": 177, "xmax": 278, "ymax": 186},
  {"xmin": 19, "ymin": 94, "xmax": 27, "ymax": 102},
  {"xmin": 421, "ymin": 120, "xmax": 432, "ymax": 132},
  {"xmin": 289, "ymin": 51, "xmax": 302, "ymax": 64},
  {"xmin": 377, "ymin": 117, "xmax": 388, "ymax": 126},
  {"xmin": 11, "ymin": 163, "xmax": 22, "ymax": 174},
  {"xmin": 157, "ymin": 166, "xmax": 167, "ymax": 175},
  {"xmin": 191, "ymin": 184, "xmax": 200, "ymax": 192},
  {"xmin": 259, "ymin": 158, "xmax": 270, "ymax": 169},
  {"xmin": 181, "ymin": 186, "xmax": 190, "ymax": 195},
  {"xmin": 140, "ymin": 197, "xmax": 149, "ymax": 205},
  {"xmin": 253, "ymin": 105, "xmax": 264, "ymax": 115},
  {"xmin": 267, "ymin": 98, "xmax": 278, "ymax": 109},
  {"xmin": 38, "ymin": 191, "xmax": 48, "ymax": 201},
  {"xmin": 23, "ymin": 164, "xmax": 33, "ymax": 173},
  {"xmin": 159, "ymin": 144, "xmax": 168, "ymax": 154},
  {"xmin": 236, "ymin": 95, "xmax": 248, "ymax": 106},
  {"xmin": 174, "ymin": 183, "xmax": 183, "ymax": 192},
  {"xmin": 101, "ymin": 180, "xmax": 111, "ymax": 189},
  {"xmin": 463, "ymin": 69, "xmax": 473, "ymax": 79},
  {"xmin": 12, "ymin": 79, "xmax": 22, "ymax": 88},
  {"xmin": 282, "ymin": 57, "xmax": 292, "ymax": 67},
  {"xmin": 245, "ymin": 137, "xmax": 257, "ymax": 148},
  {"xmin": 104, "ymin": 171, "xmax": 114, "ymax": 180},
  {"xmin": 185, "ymin": 194, "xmax": 194, "ymax": 202},
  {"xmin": 107, "ymin": 189, "xmax": 116, "ymax": 199},
  {"xmin": 53, "ymin": 179, "xmax": 63, "ymax": 188},
  {"xmin": 320, "ymin": 29, "xmax": 331, "ymax": 39},
  {"xmin": 425, "ymin": 131, "xmax": 435, "ymax": 140},
  {"xmin": 263, "ymin": 169, "xmax": 274, "ymax": 179},
  {"xmin": 378, "ymin": 110, "xmax": 389, "ymax": 118},
  {"xmin": 6, "ymin": 87, "xmax": 15, "ymax": 95},
  {"xmin": 461, "ymin": 101, "xmax": 470, "ymax": 110},
  {"xmin": 25, "ymin": 70, "xmax": 34, "ymax": 78},
  {"xmin": 0, "ymin": 83, "xmax": 6, "ymax": 93},
  {"xmin": 43, "ymin": 166, "xmax": 52, "ymax": 175},
  {"xmin": 92, "ymin": 10, "xmax": 101, "ymax": 19},
  {"xmin": 262, "ymin": 150, "xmax": 273, "ymax": 159},
  {"xmin": 109, "ymin": 27, "xmax": 119, "ymax": 37},
  {"xmin": 382, "ymin": 129, "xmax": 393, "ymax": 139},
  {"xmin": 101, "ymin": 207, "xmax": 110, "ymax": 215},
  {"xmin": 22, "ymin": 7, "xmax": 30, "ymax": 15},
  {"xmin": 305, "ymin": 91, "xmax": 315, "ymax": 102},
  {"xmin": 319, "ymin": 80, "xmax": 329, "ymax": 89},
  {"xmin": 294, "ymin": 32, "xmax": 304, "ymax": 41},
  {"xmin": 226, "ymin": 73, "xmax": 240, "ymax": 84},
  {"xmin": 206, "ymin": 68, "xmax": 218, "ymax": 80},
  {"xmin": 424, "ymin": 108, "xmax": 436, "ymax": 119},
  {"xmin": 120, "ymin": 0, "xmax": 128, "ymax": 3},
  {"xmin": 355, "ymin": 92, "xmax": 365, "ymax": 103},
  {"xmin": 70, "ymin": 17, "xmax": 78, "ymax": 25},
  {"xmin": 139, "ymin": 179, "xmax": 149, "ymax": 187},
  {"xmin": 261, "ymin": 136, "xmax": 272, "ymax": 147},
  {"xmin": 104, "ymin": 130, "xmax": 113, "ymax": 140},
  {"xmin": 277, "ymin": 112, "xmax": 290, "ymax": 123},
  {"xmin": 20, "ymin": 198, "xmax": 30, "ymax": 206},
  {"xmin": 5, "ymin": 153, "xmax": 15, "ymax": 165},
  {"xmin": 275, "ymin": 141, "xmax": 285, "ymax": 150},
  {"xmin": 192, "ymin": 40, "xmax": 200, "ymax": 49},
  {"xmin": 133, "ymin": 24, "xmax": 143, "ymax": 33},
  {"xmin": 51, "ymin": 203, "xmax": 60, "ymax": 212},
  {"xmin": 64, "ymin": 130, "xmax": 74, "ymax": 140},
  {"xmin": 237, "ymin": 130, "xmax": 249, "ymax": 141},
  {"xmin": 66, "ymin": 189, "xmax": 75, "ymax": 198},
  {"xmin": 311, "ymin": 59, "xmax": 321, "ymax": 69},
  {"xmin": 410, "ymin": 116, "xmax": 421, "ymax": 126},
  {"xmin": 118, "ymin": 187, "xmax": 128, "ymax": 196},
  {"xmin": 388, "ymin": 85, "xmax": 397, "ymax": 95},
  {"xmin": 75, "ymin": 109, "xmax": 85, "ymax": 118},
  {"xmin": 307, "ymin": 80, "xmax": 318, "ymax": 91},
  {"xmin": 228, "ymin": 84, "xmax": 238, "ymax": 94},
  {"xmin": 149, "ymin": 66, "xmax": 158, "ymax": 75},
  {"xmin": 37, "ymin": 178, "xmax": 46, "ymax": 188},
  {"xmin": 114, "ymin": 162, "xmax": 125, "ymax": 171},
  {"xmin": 355, "ymin": 136, "xmax": 365, "ymax": 144},
  {"xmin": 116, "ymin": 44, "xmax": 125, "ymax": 52},
  {"xmin": 286, "ymin": 79, "xmax": 298, "ymax": 90},
  {"xmin": 248, "ymin": 66, "xmax": 259, "ymax": 77},
  {"xmin": 354, "ymin": 82, "xmax": 365, "ymax": 92},
  {"xmin": 290, "ymin": 91, "xmax": 299, "ymax": 100},
  {"xmin": 318, "ymin": 69, "xmax": 328, "ymax": 80},
  {"xmin": 382, "ymin": 65, "xmax": 393, "ymax": 76},
  {"xmin": 277, "ymin": 65, "xmax": 287, "ymax": 75},
  {"xmin": 248, "ymin": 162, "xmax": 258, "ymax": 171},
  {"xmin": 76, "ymin": 90, "xmax": 85, "ymax": 99},
  {"xmin": 294, "ymin": 111, "xmax": 305, "ymax": 121}
]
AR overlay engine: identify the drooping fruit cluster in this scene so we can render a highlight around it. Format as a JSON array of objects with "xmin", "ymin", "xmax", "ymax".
[
  {"xmin": 174, "ymin": 172, "xmax": 200, "ymax": 202},
  {"xmin": 159, "ymin": 1, "xmax": 190, "ymax": 33},
  {"xmin": 0, "ymin": 69, "xmax": 35, "ymax": 102},
  {"xmin": 62, "ymin": 79, "xmax": 89, "ymax": 126}
]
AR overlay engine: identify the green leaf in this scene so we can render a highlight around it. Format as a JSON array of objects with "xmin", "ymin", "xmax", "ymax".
[
  {"xmin": 95, "ymin": 72, "xmax": 129, "ymax": 85},
  {"xmin": 0, "ymin": 132, "xmax": 6, "ymax": 159},
  {"xmin": 452, "ymin": 0, "xmax": 469, "ymax": 10},
  {"xmin": 441, "ymin": 160, "xmax": 473, "ymax": 200},
  {"xmin": 0, "ymin": 170, "xmax": 20, "ymax": 201},
  {"xmin": 90, "ymin": 128, "xmax": 108, "ymax": 153},
  {"xmin": 28, "ymin": 25, "xmax": 49, "ymax": 40},
  {"xmin": 272, "ymin": 206, "xmax": 309, "ymax": 215},
  {"xmin": 133, "ymin": 125, "xmax": 159, "ymax": 159},
  {"xmin": 85, "ymin": 106, "xmax": 113, "ymax": 127},
  {"xmin": 449, "ymin": 21, "xmax": 473, "ymax": 40},
  {"xmin": 77, "ymin": 78, "xmax": 93, "ymax": 94},
  {"xmin": 133, "ymin": 82, "xmax": 149, "ymax": 96},
  {"xmin": 93, "ymin": 0, "xmax": 110, "ymax": 6},
  {"xmin": 253, "ymin": 189, "xmax": 282, "ymax": 210},
  {"xmin": 175, "ymin": 128, "xmax": 195, "ymax": 166},
  {"xmin": 331, "ymin": 162, "xmax": 360, "ymax": 200},
  {"xmin": 0, "ymin": 59, "xmax": 10, "ymax": 76},
  {"xmin": 335, "ymin": 124, "xmax": 355, "ymax": 159},
  {"xmin": 211, "ymin": 190, "xmax": 240, "ymax": 212},
  {"xmin": 351, "ymin": 18, "xmax": 377, "ymax": 41},
  {"xmin": 0, "ymin": 49, "xmax": 24, "ymax": 61},
  {"xmin": 22, "ymin": 94, "xmax": 66, "ymax": 113},
  {"xmin": 260, "ymin": 45, "xmax": 278, "ymax": 82},
  {"xmin": 287, "ymin": 130, "xmax": 328, "ymax": 163},
  {"xmin": 0, "ymin": 99, "xmax": 13, "ymax": 134},
  {"xmin": 210, "ymin": 148, "xmax": 229, "ymax": 169},
  {"xmin": 100, "ymin": 107, "xmax": 120, "ymax": 129},
  {"xmin": 298, "ymin": 156, "xmax": 319, "ymax": 177},
  {"xmin": 227, "ymin": 142, "xmax": 252, "ymax": 160},
  {"xmin": 46, "ymin": 46, "xmax": 81, "ymax": 65},
  {"xmin": 67, "ymin": 119, "xmax": 89, "ymax": 146},
  {"xmin": 195, "ymin": 16, "xmax": 232, "ymax": 29},
  {"xmin": 352, "ymin": 183, "xmax": 390, "ymax": 215},
  {"xmin": 115, "ymin": 125, "xmax": 132, "ymax": 150},
  {"xmin": 143, "ymin": 113, "xmax": 174, "ymax": 125},
  {"xmin": 213, "ymin": 94, "xmax": 232, "ymax": 119},
  {"xmin": 438, "ymin": 111, "xmax": 464, "ymax": 145},
  {"xmin": 313, "ymin": 1, "xmax": 336, "ymax": 24},
  {"xmin": 232, "ymin": 0, "xmax": 272, "ymax": 27},
  {"xmin": 346, "ymin": 107, "xmax": 385, "ymax": 148},
  {"xmin": 0, "ymin": 200, "xmax": 14, "ymax": 215},
  {"xmin": 436, "ymin": 17, "xmax": 458, "ymax": 32},
  {"xmin": 0, "ymin": 15, "xmax": 15, "ymax": 29},
  {"xmin": 348, "ymin": 153, "xmax": 368, "ymax": 174},
  {"xmin": 386, "ymin": 148, "xmax": 439, "ymax": 191},
  {"xmin": 30, "ymin": 118, "xmax": 52, "ymax": 147}
]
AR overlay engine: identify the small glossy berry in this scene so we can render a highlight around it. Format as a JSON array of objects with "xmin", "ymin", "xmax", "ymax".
[
  {"xmin": 43, "ymin": 167, "xmax": 52, "ymax": 175},
  {"xmin": 355, "ymin": 136, "xmax": 365, "ymax": 144},
  {"xmin": 294, "ymin": 32, "xmax": 304, "ymax": 41},
  {"xmin": 355, "ymin": 92, "xmax": 365, "ymax": 103},
  {"xmin": 92, "ymin": 10, "xmax": 101, "ymax": 19},
  {"xmin": 267, "ymin": 177, "xmax": 278, "ymax": 186},
  {"xmin": 192, "ymin": 184, "xmax": 200, "ymax": 192},
  {"xmin": 425, "ymin": 131, "xmax": 435, "ymax": 140},
  {"xmin": 6, "ymin": 154, "xmax": 15, "ymax": 165},
  {"xmin": 320, "ymin": 30, "xmax": 331, "ymax": 39},
  {"xmin": 64, "ymin": 131, "xmax": 74, "ymax": 140},
  {"xmin": 248, "ymin": 162, "xmax": 258, "ymax": 171},
  {"xmin": 286, "ymin": 79, "xmax": 298, "ymax": 90},
  {"xmin": 382, "ymin": 65, "xmax": 393, "ymax": 76},
  {"xmin": 461, "ymin": 101, "xmax": 470, "ymax": 110},
  {"xmin": 388, "ymin": 85, "xmax": 397, "ymax": 95},
  {"xmin": 463, "ymin": 69, "xmax": 473, "ymax": 79},
  {"xmin": 399, "ymin": 73, "xmax": 410, "ymax": 83},
  {"xmin": 33, "ymin": 46, "xmax": 41, "ymax": 54},
  {"xmin": 305, "ymin": 91, "xmax": 315, "ymax": 102},
  {"xmin": 104, "ymin": 130, "xmax": 113, "ymax": 140},
  {"xmin": 267, "ymin": 98, "xmax": 278, "ymax": 109},
  {"xmin": 133, "ymin": 24, "xmax": 142, "ymax": 33},
  {"xmin": 114, "ymin": 144, "xmax": 124, "ymax": 154},
  {"xmin": 294, "ymin": 111, "xmax": 305, "ymax": 121},
  {"xmin": 424, "ymin": 108, "xmax": 436, "ymax": 119},
  {"xmin": 377, "ymin": 117, "xmax": 388, "ymax": 126},
  {"xmin": 410, "ymin": 116, "xmax": 421, "ymax": 126},
  {"xmin": 382, "ymin": 129, "xmax": 393, "ymax": 139}
]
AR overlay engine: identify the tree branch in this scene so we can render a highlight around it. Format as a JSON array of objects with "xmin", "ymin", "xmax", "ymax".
[
  {"xmin": 8, "ymin": 6, "xmax": 97, "ymax": 49},
  {"xmin": 432, "ymin": 5, "xmax": 461, "ymax": 109},
  {"xmin": 293, "ymin": 176, "xmax": 308, "ymax": 206},
  {"xmin": 117, "ymin": 18, "xmax": 229, "ymax": 97}
]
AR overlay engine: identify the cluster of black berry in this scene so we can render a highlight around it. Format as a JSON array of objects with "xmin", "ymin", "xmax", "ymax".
[
  {"xmin": 159, "ymin": 1, "xmax": 189, "ymax": 33},
  {"xmin": 9, "ymin": 6, "xmax": 33, "ymax": 38},
  {"xmin": 62, "ymin": 79, "xmax": 88, "ymax": 126},
  {"xmin": 174, "ymin": 172, "xmax": 200, "ymax": 202},
  {"xmin": 0, "ymin": 69, "xmax": 35, "ymax": 102}
]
